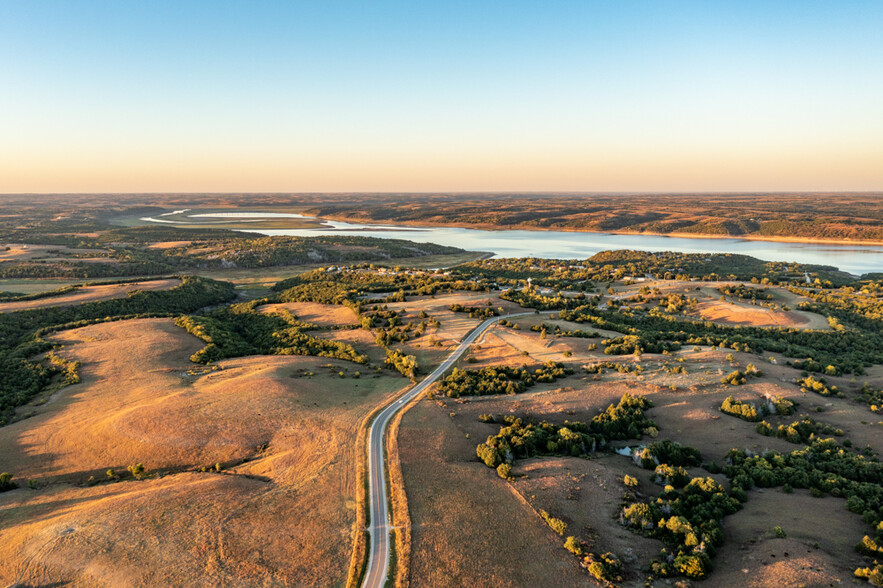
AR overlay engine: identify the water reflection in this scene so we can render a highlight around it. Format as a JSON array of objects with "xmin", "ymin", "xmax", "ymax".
[{"xmin": 142, "ymin": 212, "xmax": 883, "ymax": 275}]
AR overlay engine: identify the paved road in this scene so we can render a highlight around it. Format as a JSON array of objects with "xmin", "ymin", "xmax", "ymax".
[{"xmin": 360, "ymin": 312, "xmax": 540, "ymax": 588}]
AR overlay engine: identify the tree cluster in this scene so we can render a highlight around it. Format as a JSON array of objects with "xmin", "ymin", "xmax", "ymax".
[{"xmin": 439, "ymin": 362, "xmax": 574, "ymax": 398}]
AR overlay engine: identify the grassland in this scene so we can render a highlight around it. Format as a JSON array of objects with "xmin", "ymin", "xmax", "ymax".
[
  {"xmin": 0, "ymin": 279, "xmax": 181, "ymax": 313},
  {"xmin": 0, "ymin": 231, "xmax": 881, "ymax": 587},
  {"xmin": 0, "ymin": 317, "xmax": 410, "ymax": 586},
  {"xmin": 388, "ymin": 277, "xmax": 883, "ymax": 587}
]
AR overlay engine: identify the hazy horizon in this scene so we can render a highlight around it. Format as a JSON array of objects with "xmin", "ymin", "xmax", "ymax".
[{"xmin": 2, "ymin": 1, "xmax": 882, "ymax": 193}]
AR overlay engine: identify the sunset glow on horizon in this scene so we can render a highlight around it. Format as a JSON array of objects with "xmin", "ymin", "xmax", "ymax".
[{"xmin": 2, "ymin": 1, "xmax": 882, "ymax": 193}]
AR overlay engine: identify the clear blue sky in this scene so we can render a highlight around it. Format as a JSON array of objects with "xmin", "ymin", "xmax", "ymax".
[{"xmin": 1, "ymin": 1, "xmax": 881, "ymax": 192}]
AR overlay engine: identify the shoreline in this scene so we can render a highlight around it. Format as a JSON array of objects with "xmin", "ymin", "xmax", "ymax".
[
  {"xmin": 312, "ymin": 214, "xmax": 883, "ymax": 247},
  {"xmin": 133, "ymin": 208, "xmax": 883, "ymax": 251}
]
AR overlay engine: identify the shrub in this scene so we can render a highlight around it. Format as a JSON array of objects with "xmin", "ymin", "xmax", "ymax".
[
  {"xmin": 585, "ymin": 552, "xmax": 622, "ymax": 584},
  {"xmin": 476, "ymin": 443, "xmax": 502, "ymax": 468},
  {"xmin": 496, "ymin": 463, "xmax": 512, "ymax": 480},
  {"xmin": 857, "ymin": 535, "xmax": 883, "ymax": 556},
  {"xmin": 798, "ymin": 375, "xmax": 841, "ymax": 398},
  {"xmin": 854, "ymin": 564, "xmax": 883, "ymax": 586},
  {"xmin": 0, "ymin": 472, "xmax": 16, "ymax": 492},
  {"xmin": 540, "ymin": 510, "xmax": 567, "ymax": 535},
  {"xmin": 720, "ymin": 396, "xmax": 759, "ymax": 421},
  {"xmin": 564, "ymin": 536, "xmax": 583, "ymax": 556},
  {"xmin": 127, "ymin": 463, "xmax": 147, "ymax": 480},
  {"xmin": 721, "ymin": 370, "xmax": 747, "ymax": 386}
]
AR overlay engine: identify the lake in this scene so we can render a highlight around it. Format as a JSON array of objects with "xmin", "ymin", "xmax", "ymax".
[{"xmin": 143, "ymin": 212, "xmax": 883, "ymax": 275}]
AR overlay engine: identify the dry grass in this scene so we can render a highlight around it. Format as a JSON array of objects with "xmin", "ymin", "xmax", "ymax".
[
  {"xmin": 398, "ymin": 400, "xmax": 588, "ymax": 587},
  {"xmin": 392, "ymin": 314, "xmax": 879, "ymax": 586},
  {"xmin": 145, "ymin": 240, "xmax": 193, "ymax": 249},
  {"xmin": 509, "ymin": 455, "xmax": 664, "ymax": 577},
  {"xmin": 711, "ymin": 489, "xmax": 866, "ymax": 587},
  {"xmin": 692, "ymin": 300, "xmax": 810, "ymax": 328},
  {"xmin": 1, "ymin": 283, "xmax": 877, "ymax": 586},
  {"xmin": 0, "ymin": 244, "xmax": 104, "ymax": 263},
  {"xmin": 608, "ymin": 280, "xmax": 831, "ymax": 331},
  {"xmin": 0, "ymin": 279, "xmax": 181, "ymax": 313},
  {"xmin": 258, "ymin": 301, "xmax": 359, "ymax": 326},
  {"xmin": 0, "ymin": 318, "xmax": 409, "ymax": 587}
]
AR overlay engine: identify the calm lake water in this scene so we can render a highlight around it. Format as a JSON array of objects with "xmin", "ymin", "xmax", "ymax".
[{"xmin": 144, "ymin": 212, "xmax": 883, "ymax": 275}]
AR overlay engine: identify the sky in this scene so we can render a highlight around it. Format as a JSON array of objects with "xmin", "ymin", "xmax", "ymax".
[{"xmin": 1, "ymin": 1, "xmax": 882, "ymax": 193}]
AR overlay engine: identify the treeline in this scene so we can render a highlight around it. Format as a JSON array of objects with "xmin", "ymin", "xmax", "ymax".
[
  {"xmin": 500, "ymin": 288, "xmax": 591, "ymax": 311},
  {"xmin": 530, "ymin": 323, "xmax": 599, "ymax": 338},
  {"xmin": 448, "ymin": 303, "xmax": 499, "ymax": 319},
  {"xmin": 718, "ymin": 284, "xmax": 773, "ymax": 300},
  {"xmin": 584, "ymin": 361, "xmax": 643, "ymax": 375},
  {"xmin": 175, "ymin": 303, "xmax": 367, "ymax": 365},
  {"xmin": 475, "ymin": 393, "xmax": 655, "ymax": 469},
  {"xmin": 313, "ymin": 193, "xmax": 883, "ymax": 246},
  {"xmin": 586, "ymin": 250, "xmax": 852, "ymax": 285},
  {"xmin": 438, "ymin": 362, "xmax": 573, "ymax": 397},
  {"xmin": 0, "ymin": 276, "xmax": 235, "ymax": 425},
  {"xmin": 521, "ymin": 298, "xmax": 883, "ymax": 375},
  {"xmin": 273, "ymin": 267, "xmax": 488, "ymax": 305},
  {"xmin": 455, "ymin": 250, "xmax": 861, "ymax": 288},
  {"xmin": 602, "ymin": 334, "xmax": 681, "ymax": 355},
  {"xmin": 755, "ymin": 416, "xmax": 843, "ymax": 444},
  {"xmin": 449, "ymin": 258, "xmax": 597, "ymax": 291}
]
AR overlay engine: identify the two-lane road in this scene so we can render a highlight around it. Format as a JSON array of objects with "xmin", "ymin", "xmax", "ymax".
[{"xmin": 361, "ymin": 312, "xmax": 541, "ymax": 588}]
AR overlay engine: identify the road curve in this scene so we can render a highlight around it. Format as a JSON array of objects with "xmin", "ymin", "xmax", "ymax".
[{"xmin": 361, "ymin": 312, "xmax": 540, "ymax": 588}]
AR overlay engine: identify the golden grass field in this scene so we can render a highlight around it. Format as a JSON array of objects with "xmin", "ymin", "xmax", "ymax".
[
  {"xmin": 258, "ymin": 301, "xmax": 359, "ymax": 326},
  {"xmin": 392, "ymin": 298, "xmax": 883, "ymax": 588},
  {"xmin": 0, "ymin": 244, "xmax": 106, "ymax": 263},
  {"xmin": 0, "ymin": 279, "xmax": 879, "ymax": 587},
  {"xmin": 0, "ymin": 317, "xmax": 410, "ymax": 586},
  {"xmin": 0, "ymin": 279, "xmax": 181, "ymax": 313}
]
